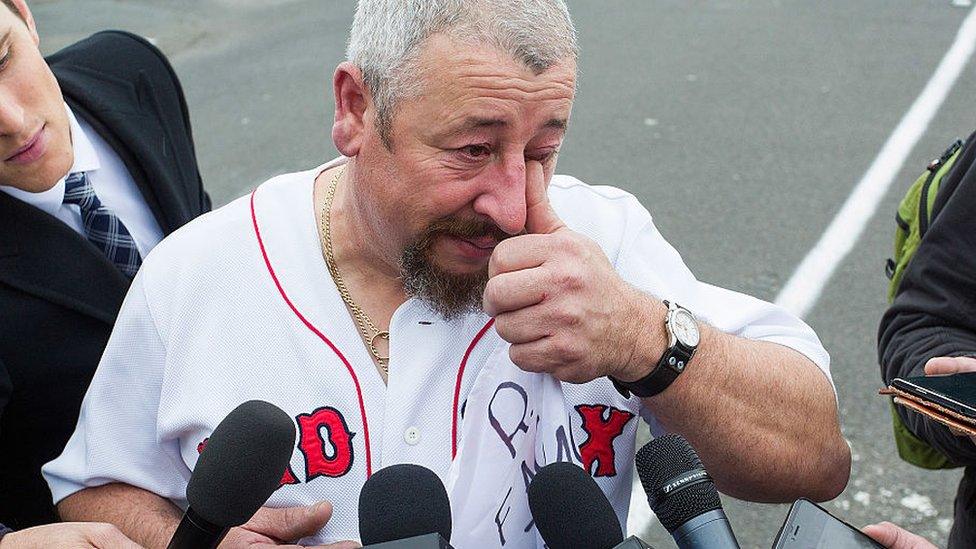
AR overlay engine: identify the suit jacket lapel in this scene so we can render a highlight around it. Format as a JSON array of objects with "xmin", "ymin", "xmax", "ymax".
[
  {"xmin": 0, "ymin": 192, "xmax": 129, "ymax": 325},
  {"xmin": 54, "ymin": 64, "xmax": 188, "ymax": 235}
]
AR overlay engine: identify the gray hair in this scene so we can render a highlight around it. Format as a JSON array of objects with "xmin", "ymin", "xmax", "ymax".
[{"xmin": 347, "ymin": 0, "xmax": 578, "ymax": 143}]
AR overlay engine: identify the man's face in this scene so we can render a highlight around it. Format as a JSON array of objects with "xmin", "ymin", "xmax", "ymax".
[
  {"xmin": 354, "ymin": 34, "xmax": 576, "ymax": 318},
  {"xmin": 0, "ymin": 3, "xmax": 72, "ymax": 192}
]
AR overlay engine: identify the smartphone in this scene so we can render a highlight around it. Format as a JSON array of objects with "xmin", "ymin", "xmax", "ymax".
[
  {"xmin": 892, "ymin": 371, "xmax": 976, "ymax": 420},
  {"xmin": 771, "ymin": 499, "xmax": 883, "ymax": 549}
]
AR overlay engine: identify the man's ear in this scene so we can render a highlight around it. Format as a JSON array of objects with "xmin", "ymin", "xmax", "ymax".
[
  {"xmin": 9, "ymin": 0, "xmax": 39, "ymax": 45},
  {"xmin": 332, "ymin": 62, "xmax": 370, "ymax": 157}
]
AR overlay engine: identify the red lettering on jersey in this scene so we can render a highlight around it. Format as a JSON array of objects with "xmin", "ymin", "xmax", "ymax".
[
  {"xmin": 575, "ymin": 404, "xmax": 635, "ymax": 477},
  {"xmin": 279, "ymin": 465, "xmax": 301, "ymax": 487},
  {"xmin": 196, "ymin": 438, "xmax": 209, "ymax": 455},
  {"xmin": 297, "ymin": 406, "xmax": 356, "ymax": 481}
]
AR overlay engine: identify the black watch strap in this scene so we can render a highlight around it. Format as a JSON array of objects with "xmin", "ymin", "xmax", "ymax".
[{"xmin": 611, "ymin": 342, "xmax": 693, "ymax": 399}]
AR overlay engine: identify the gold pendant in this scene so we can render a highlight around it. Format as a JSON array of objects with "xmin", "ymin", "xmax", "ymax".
[{"xmin": 370, "ymin": 330, "xmax": 390, "ymax": 363}]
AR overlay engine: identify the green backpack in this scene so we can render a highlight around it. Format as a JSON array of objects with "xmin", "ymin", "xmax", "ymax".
[{"xmin": 884, "ymin": 137, "xmax": 965, "ymax": 470}]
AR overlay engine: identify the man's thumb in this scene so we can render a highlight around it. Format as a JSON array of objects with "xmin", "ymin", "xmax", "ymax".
[
  {"xmin": 924, "ymin": 356, "xmax": 976, "ymax": 376},
  {"xmin": 524, "ymin": 160, "xmax": 565, "ymax": 235},
  {"xmin": 862, "ymin": 522, "xmax": 937, "ymax": 549},
  {"xmin": 247, "ymin": 501, "xmax": 333, "ymax": 542},
  {"xmin": 863, "ymin": 522, "xmax": 905, "ymax": 548}
]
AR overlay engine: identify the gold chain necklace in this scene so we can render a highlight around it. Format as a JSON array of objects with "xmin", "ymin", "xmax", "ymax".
[{"xmin": 320, "ymin": 166, "xmax": 390, "ymax": 374}]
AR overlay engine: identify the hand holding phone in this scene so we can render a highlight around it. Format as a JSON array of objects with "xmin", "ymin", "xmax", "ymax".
[
  {"xmin": 880, "ymin": 371, "xmax": 976, "ymax": 437},
  {"xmin": 861, "ymin": 522, "xmax": 938, "ymax": 549},
  {"xmin": 925, "ymin": 357, "xmax": 976, "ymax": 443},
  {"xmin": 772, "ymin": 499, "xmax": 883, "ymax": 548},
  {"xmin": 924, "ymin": 356, "xmax": 976, "ymax": 376}
]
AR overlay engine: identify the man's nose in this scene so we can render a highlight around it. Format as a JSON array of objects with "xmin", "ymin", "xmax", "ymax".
[
  {"xmin": 0, "ymin": 94, "xmax": 27, "ymax": 139},
  {"xmin": 472, "ymin": 158, "xmax": 528, "ymax": 235}
]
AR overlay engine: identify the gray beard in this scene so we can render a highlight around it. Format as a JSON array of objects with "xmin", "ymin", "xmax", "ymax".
[{"xmin": 398, "ymin": 238, "xmax": 489, "ymax": 321}]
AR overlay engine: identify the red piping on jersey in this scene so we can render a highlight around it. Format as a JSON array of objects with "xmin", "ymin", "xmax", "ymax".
[
  {"xmin": 453, "ymin": 319, "xmax": 495, "ymax": 459},
  {"xmin": 250, "ymin": 188, "xmax": 373, "ymax": 478}
]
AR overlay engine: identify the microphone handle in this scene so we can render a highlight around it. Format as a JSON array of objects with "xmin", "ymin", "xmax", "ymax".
[
  {"xmin": 672, "ymin": 509, "xmax": 740, "ymax": 549},
  {"xmin": 362, "ymin": 533, "xmax": 454, "ymax": 548},
  {"xmin": 612, "ymin": 535, "xmax": 656, "ymax": 548},
  {"xmin": 167, "ymin": 507, "xmax": 231, "ymax": 549}
]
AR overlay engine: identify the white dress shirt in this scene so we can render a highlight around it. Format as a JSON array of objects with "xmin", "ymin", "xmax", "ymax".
[{"xmin": 0, "ymin": 104, "xmax": 164, "ymax": 257}]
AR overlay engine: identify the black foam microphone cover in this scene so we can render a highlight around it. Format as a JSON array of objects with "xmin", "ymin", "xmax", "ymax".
[
  {"xmin": 358, "ymin": 464, "xmax": 452, "ymax": 545},
  {"xmin": 187, "ymin": 400, "xmax": 297, "ymax": 527},
  {"xmin": 527, "ymin": 461, "xmax": 624, "ymax": 549},
  {"xmin": 635, "ymin": 434, "xmax": 721, "ymax": 533}
]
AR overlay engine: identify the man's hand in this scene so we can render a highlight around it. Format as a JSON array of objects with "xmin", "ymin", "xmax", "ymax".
[
  {"xmin": 484, "ymin": 161, "xmax": 663, "ymax": 384},
  {"xmin": 924, "ymin": 355, "xmax": 976, "ymax": 375},
  {"xmin": 862, "ymin": 522, "xmax": 937, "ymax": 549},
  {"xmin": 218, "ymin": 502, "xmax": 359, "ymax": 549},
  {"xmin": 0, "ymin": 522, "xmax": 142, "ymax": 548},
  {"xmin": 923, "ymin": 356, "xmax": 976, "ymax": 443}
]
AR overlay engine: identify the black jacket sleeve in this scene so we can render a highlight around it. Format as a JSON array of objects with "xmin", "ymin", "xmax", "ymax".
[
  {"xmin": 0, "ymin": 358, "xmax": 9, "ymax": 437},
  {"xmin": 878, "ymin": 142, "xmax": 976, "ymax": 465}
]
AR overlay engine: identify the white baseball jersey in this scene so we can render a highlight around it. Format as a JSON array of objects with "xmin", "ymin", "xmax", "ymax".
[{"xmin": 43, "ymin": 158, "xmax": 831, "ymax": 547}]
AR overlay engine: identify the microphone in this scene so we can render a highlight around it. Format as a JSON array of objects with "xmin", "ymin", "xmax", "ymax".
[
  {"xmin": 635, "ymin": 433, "xmax": 740, "ymax": 549},
  {"xmin": 358, "ymin": 464, "xmax": 453, "ymax": 548},
  {"xmin": 528, "ymin": 461, "xmax": 654, "ymax": 549},
  {"xmin": 167, "ymin": 400, "xmax": 297, "ymax": 549}
]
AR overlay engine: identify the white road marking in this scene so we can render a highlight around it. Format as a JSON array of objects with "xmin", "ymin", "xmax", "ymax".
[
  {"xmin": 628, "ymin": 4, "xmax": 976, "ymax": 540},
  {"xmin": 774, "ymin": 4, "xmax": 976, "ymax": 318}
]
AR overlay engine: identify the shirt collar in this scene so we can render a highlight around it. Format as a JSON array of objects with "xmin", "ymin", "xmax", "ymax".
[
  {"xmin": 0, "ymin": 104, "xmax": 100, "ymax": 216},
  {"xmin": 66, "ymin": 104, "xmax": 100, "ymax": 175}
]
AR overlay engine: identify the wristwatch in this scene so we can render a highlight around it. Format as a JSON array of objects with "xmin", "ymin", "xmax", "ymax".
[{"xmin": 611, "ymin": 300, "xmax": 700, "ymax": 398}]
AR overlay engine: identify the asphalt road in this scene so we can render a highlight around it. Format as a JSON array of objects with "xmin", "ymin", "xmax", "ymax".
[{"xmin": 34, "ymin": 1, "xmax": 976, "ymax": 546}]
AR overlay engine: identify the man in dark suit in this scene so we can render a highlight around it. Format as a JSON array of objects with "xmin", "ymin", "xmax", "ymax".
[{"xmin": 0, "ymin": 0, "xmax": 210, "ymax": 531}]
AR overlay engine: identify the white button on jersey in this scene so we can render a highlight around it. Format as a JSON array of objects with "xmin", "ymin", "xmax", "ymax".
[{"xmin": 404, "ymin": 426, "xmax": 421, "ymax": 445}]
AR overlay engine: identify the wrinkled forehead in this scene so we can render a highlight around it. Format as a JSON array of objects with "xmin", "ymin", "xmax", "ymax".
[
  {"xmin": 407, "ymin": 34, "xmax": 577, "ymax": 127},
  {"xmin": 415, "ymin": 32, "xmax": 577, "ymax": 88}
]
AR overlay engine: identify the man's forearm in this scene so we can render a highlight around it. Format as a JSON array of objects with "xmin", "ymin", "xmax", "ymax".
[
  {"xmin": 641, "ymin": 325, "xmax": 850, "ymax": 503},
  {"xmin": 57, "ymin": 483, "xmax": 182, "ymax": 549}
]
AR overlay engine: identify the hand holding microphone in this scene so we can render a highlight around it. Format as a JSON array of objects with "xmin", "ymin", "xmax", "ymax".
[
  {"xmin": 167, "ymin": 400, "xmax": 357, "ymax": 549},
  {"xmin": 218, "ymin": 503, "xmax": 359, "ymax": 549}
]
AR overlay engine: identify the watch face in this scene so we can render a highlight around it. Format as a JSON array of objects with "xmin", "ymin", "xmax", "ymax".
[{"xmin": 672, "ymin": 309, "xmax": 700, "ymax": 347}]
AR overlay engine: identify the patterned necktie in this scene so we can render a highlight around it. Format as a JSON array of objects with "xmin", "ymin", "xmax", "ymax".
[{"xmin": 62, "ymin": 171, "xmax": 143, "ymax": 277}]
